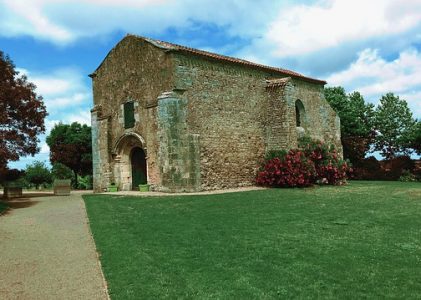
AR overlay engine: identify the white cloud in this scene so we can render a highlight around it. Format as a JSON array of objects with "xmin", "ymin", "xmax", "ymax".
[
  {"xmin": 17, "ymin": 68, "xmax": 92, "ymax": 114},
  {"xmin": 1, "ymin": 0, "xmax": 420, "ymax": 59},
  {"xmin": 2, "ymin": 0, "xmax": 73, "ymax": 43},
  {"xmin": 327, "ymin": 48, "xmax": 421, "ymax": 91},
  {"xmin": 84, "ymin": 0, "xmax": 167, "ymax": 6},
  {"xmin": 0, "ymin": 0, "xmax": 281, "ymax": 44},
  {"xmin": 327, "ymin": 47, "xmax": 421, "ymax": 118},
  {"xmin": 47, "ymin": 93, "xmax": 90, "ymax": 109},
  {"xmin": 400, "ymin": 91, "xmax": 421, "ymax": 118},
  {"xmin": 66, "ymin": 110, "xmax": 91, "ymax": 125},
  {"xmin": 0, "ymin": 0, "xmax": 169, "ymax": 43},
  {"xmin": 32, "ymin": 78, "xmax": 73, "ymax": 97},
  {"xmin": 263, "ymin": 0, "xmax": 421, "ymax": 57},
  {"xmin": 40, "ymin": 142, "xmax": 50, "ymax": 154}
]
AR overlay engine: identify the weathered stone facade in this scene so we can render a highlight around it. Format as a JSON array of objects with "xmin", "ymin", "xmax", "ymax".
[{"xmin": 90, "ymin": 35, "xmax": 342, "ymax": 192}]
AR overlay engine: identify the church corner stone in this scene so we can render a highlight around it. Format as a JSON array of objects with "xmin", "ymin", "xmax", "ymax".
[{"xmin": 89, "ymin": 35, "xmax": 342, "ymax": 192}]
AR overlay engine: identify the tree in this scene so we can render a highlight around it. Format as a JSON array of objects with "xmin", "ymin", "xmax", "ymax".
[
  {"xmin": 46, "ymin": 122, "xmax": 92, "ymax": 187},
  {"xmin": 324, "ymin": 87, "xmax": 375, "ymax": 163},
  {"xmin": 0, "ymin": 51, "xmax": 47, "ymax": 174},
  {"xmin": 404, "ymin": 120, "xmax": 421, "ymax": 155},
  {"xmin": 0, "ymin": 168, "xmax": 24, "ymax": 185},
  {"xmin": 374, "ymin": 93, "xmax": 416, "ymax": 159},
  {"xmin": 51, "ymin": 162, "xmax": 74, "ymax": 180},
  {"xmin": 25, "ymin": 161, "xmax": 52, "ymax": 189}
]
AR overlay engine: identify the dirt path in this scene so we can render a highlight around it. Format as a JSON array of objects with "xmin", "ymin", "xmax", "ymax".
[{"xmin": 0, "ymin": 192, "xmax": 108, "ymax": 300}]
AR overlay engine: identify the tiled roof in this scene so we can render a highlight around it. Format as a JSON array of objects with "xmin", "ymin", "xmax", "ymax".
[
  {"xmin": 91, "ymin": 34, "xmax": 326, "ymax": 85},
  {"xmin": 139, "ymin": 35, "xmax": 326, "ymax": 84}
]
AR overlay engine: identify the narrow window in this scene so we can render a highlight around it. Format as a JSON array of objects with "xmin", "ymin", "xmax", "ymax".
[
  {"xmin": 124, "ymin": 101, "xmax": 135, "ymax": 129},
  {"xmin": 295, "ymin": 100, "xmax": 305, "ymax": 127},
  {"xmin": 296, "ymin": 105, "xmax": 301, "ymax": 127}
]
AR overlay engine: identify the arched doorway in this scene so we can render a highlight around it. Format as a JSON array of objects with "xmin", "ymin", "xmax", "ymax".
[{"xmin": 131, "ymin": 147, "xmax": 147, "ymax": 190}]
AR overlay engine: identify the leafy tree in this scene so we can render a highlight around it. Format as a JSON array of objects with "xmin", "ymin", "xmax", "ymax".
[
  {"xmin": 25, "ymin": 161, "xmax": 52, "ymax": 189},
  {"xmin": 324, "ymin": 87, "xmax": 349, "ymax": 124},
  {"xmin": 374, "ymin": 93, "xmax": 416, "ymax": 159},
  {"xmin": 46, "ymin": 122, "xmax": 92, "ymax": 187},
  {"xmin": 346, "ymin": 92, "xmax": 376, "ymax": 137},
  {"xmin": 0, "ymin": 51, "xmax": 47, "ymax": 175},
  {"xmin": 0, "ymin": 168, "xmax": 24, "ymax": 186},
  {"xmin": 403, "ymin": 120, "xmax": 421, "ymax": 155},
  {"xmin": 324, "ymin": 87, "xmax": 375, "ymax": 163},
  {"xmin": 51, "ymin": 162, "xmax": 74, "ymax": 180}
]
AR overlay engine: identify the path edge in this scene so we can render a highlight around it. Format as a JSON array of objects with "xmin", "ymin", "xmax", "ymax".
[{"xmin": 80, "ymin": 194, "xmax": 111, "ymax": 300}]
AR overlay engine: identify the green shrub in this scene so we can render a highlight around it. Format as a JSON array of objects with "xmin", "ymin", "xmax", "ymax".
[
  {"xmin": 265, "ymin": 150, "xmax": 288, "ymax": 161},
  {"xmin": 78, "ymin": 175, "xmax": 93, "ymax": 190},
  {"xmin": 399, "ymin": 170, "xmax": 417, "ymax": 182}
]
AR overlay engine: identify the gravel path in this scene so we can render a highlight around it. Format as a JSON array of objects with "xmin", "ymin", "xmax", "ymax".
[
  {"xmin": 102, "ymin": 186, "xmax": 267, "ymax": 197},
  {"xmin": 0, "ymin": 192, "xmax": 108, "ymax": 300}
]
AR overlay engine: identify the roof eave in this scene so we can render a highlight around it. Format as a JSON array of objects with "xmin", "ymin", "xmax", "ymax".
[{"xmin": 170, "ymin": 48, "xmax": 327, "ymax": 85}]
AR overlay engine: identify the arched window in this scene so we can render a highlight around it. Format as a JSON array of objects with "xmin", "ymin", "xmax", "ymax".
[{"xmin": 295, "ymin": 100, "xmax": 305, "ymax": 127}]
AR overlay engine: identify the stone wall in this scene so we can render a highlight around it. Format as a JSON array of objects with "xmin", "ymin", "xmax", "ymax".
[
  {"xmin": 90, "ymin": 107, "xmax": 111, "ymax": 192},
  {"xmin": 91, "ymin": 36, "xmax": 174, "ymax": 191},
  {"xmin": 173, "ymin": 54, "xmax": 277, "ymax": 190},
  {"xmin": 172, "ymin": 53, "xmax": 342, "ymax": 190},
  {"xmin": 291, "ymin": 80, "xmax": 342, "ymax": 153},
  {"xmin": 265, "ymin": 79, "xmax": 296, "ymax": 151},
  {"xmin": 156, "ymin": 91, "xmax": 200, "ymax": 192}
]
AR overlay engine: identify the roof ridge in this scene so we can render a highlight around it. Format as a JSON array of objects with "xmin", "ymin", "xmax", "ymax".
[{"xmin": 94, "ymin": 34, "xmax": 326, "ymax": 85}]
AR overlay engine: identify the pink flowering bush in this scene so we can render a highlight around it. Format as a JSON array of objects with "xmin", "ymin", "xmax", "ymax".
[
  {"xmin": 257, "ymin": 137, "xmax": 351, "ymax": 188},
  {"xmin": 256, "ymin": 149, "xmax": 316, "ymax": 187},
  {"xmin": 299, "ymin": 137, "xmax": 350, "ymax": 185}
]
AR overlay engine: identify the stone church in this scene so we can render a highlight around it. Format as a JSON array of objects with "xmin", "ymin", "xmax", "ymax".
[{"xmin": 90, "ymin": 34, "xmax": 342, "ymax": 192}]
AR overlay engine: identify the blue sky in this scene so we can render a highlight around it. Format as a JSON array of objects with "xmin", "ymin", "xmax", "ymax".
[{"xmin": 1, "ymin": 0, "xmax": 421, "ymax": 169}]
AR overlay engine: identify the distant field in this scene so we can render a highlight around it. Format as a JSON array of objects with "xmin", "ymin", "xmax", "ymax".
[{"xmin": 84, "ymin": 181, "xmax": 421, "ymax": 299}]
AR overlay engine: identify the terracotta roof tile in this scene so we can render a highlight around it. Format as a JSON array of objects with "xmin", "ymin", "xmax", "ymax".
[{"xmin": 138, "ymin": 35, "xmax": 326, "ymax": 85}]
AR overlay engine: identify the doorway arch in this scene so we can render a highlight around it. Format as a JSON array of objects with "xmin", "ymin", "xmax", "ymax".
[
  {"xmin": 130, "ymin": 147, "xmax": 147, "ymax": 190},
  {"xmin": 111, "ymin": 133, "xmax": 147, "ymax": 191}
]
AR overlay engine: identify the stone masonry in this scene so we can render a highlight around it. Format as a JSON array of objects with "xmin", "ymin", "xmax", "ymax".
[{"xmin": 90, "ymin": 34, "xmax": 342, "ymax": 192}]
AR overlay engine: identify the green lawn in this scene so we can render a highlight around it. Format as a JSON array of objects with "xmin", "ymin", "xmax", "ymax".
[{"xmin": 84, "ymin": 181, "xmax": 421, "ymax": 299}]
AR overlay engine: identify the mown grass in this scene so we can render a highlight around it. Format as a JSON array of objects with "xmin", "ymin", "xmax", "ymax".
[{"xmin": 84, "ymin": 181, "xmax": 421, "ymax": 299}]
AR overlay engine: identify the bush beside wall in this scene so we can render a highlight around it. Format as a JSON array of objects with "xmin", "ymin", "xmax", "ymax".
[{"xmin": 257, "ymin": 138, "xmax": 350, "ymax": 188}]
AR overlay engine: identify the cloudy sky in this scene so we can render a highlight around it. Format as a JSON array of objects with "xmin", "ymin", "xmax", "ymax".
[{"xmin": 2, "ymin": 0, "xmax": 421, "ymax": 169}]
